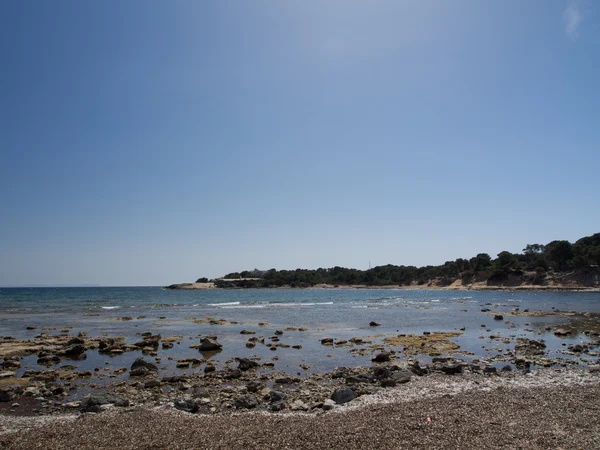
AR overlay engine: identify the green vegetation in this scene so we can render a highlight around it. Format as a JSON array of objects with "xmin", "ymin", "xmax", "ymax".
[{"xmin": 215, "ymin": 233, "xmax": 600, "ymax": 288}]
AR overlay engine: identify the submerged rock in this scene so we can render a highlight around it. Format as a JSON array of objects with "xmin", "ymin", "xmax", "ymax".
[{"xmin": 554, "ymin": 329, "xmax": 571, "ymax": 337}]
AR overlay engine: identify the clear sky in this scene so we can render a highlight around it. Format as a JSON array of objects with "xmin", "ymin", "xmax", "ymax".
[{"xmin": 1, "ymin": 1, "xmax": 599, "ymax": 286}]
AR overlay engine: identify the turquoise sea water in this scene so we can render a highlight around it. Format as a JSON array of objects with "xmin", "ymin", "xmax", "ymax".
[{"xmin": 1, "ymin": 287, "xmax": 599, "ymax": 393}]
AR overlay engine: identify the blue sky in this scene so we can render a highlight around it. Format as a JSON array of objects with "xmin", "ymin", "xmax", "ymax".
[{"xmin": 1, "ymin": 1, "xmax": 599, "ymax": 286}]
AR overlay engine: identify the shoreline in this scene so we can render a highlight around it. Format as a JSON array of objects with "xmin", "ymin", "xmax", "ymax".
[
  {"xmin": 167, "ymin": 282, "xmax": 600, "ymax": 292},
  {"xmin": 2, "ymin": 367, "xmax": 600, "ymax": 449}
]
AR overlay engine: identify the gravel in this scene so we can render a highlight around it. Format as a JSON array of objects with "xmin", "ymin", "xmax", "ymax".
[{"xmin": 2, "ymin": 368, "xmax": 600, "ymax": 449}]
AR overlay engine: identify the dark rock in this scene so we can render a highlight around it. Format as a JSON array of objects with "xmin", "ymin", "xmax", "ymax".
[
  {"xmin": 494, "ymin": 315, "xmax": 504, "ymax": 321},
  {"xmin": 131, "ymin": 358, "xmax": 158, "ymax": 372},
  {"xmin": 554, "ymin": 329, "xmax": 571, "ymax": 337},
  {"xmin": 267, "ymin": 390, "xmax": 286, "ymax": 402},
  {"xmin": 483, "ymin": 366, "xmax": 497, "ymax": 374},
  {"xmin": 438, "ymin": 363, "xmax": 463, "ymax": 375},
  {"xmin": 331, "ymin": 388, "xmax": 357, "ymax": 404},
  {"xmin": 515, "ymin": 338, "xmax": 546, "ymax": 357},
  {"xmin": 275, "ymin": 377, "xmax": 293, "ymax": 384},
  {"xmin": 500, "ymin": 364, "xmax": 513, "ymax": 372},
  {"xmin": 369, "ymin": 321, "xmax": 381, "ymax": 327},
  {"xmin": 409, "ymin": 362, "xmax": 428, "ymax": 376},
  {"xmin": 52, "ymin": 386, "xmax": 65, "ymax": 395},
  {"xmin": 246, "ymin": 381, "xmax": 262, "ymax": 393},
  {"xmin": 235, "ymin": 394, "xmax": 258, "ymax": 409},
  {"xmin": 274, "ymin": 330, "xmax": 283, "ymax": 335},
  {"xmin": 0, "ymin": 390, "xmax": 11, "ymax": 402},
  {"xmin": 371, "ymin": 352, "xmax": 391, "ymax": 363},
  {"xmin": 346, "ymin": 374, "xmax": 375, "ymax": 384},
  {"xmin": 270, "ymin": 401, "xmax": 286, "ymax": 412},
  {"xmin": 144, "ymin": 379, "xmax": 161, "ymax": 388},
  {"xmin": 198, "ymin": 337, "xmax": 223, "ymax": 351},
  {"xmin": 240, "ymin": 330, "xmax": 255, "ymax": 335},
  {"xmin": 174, "ymin": 398, "xmax": 200, "ymax": 413},
  {"xmin": 204, "ymin": 365, "xmax": 216, "ymax": 374},
  {"xmin": 390, "ymin": 370, "xmax": 412, "ymax": 384},
  {"xmin": 61, "ymin": 344, "xmax": 85, "ymax": 356},
  {"xmin": 223, "ymin": 369, "xmax": 242, "ymax": 380},
  {"xmin": 320, "ymin": 338, "xmax": 334, "ymax": 345},
  {"xmin": 162, "ymin": 376, "xmax": 188, "ymax": 383},
  {"xmin": 67, "ymin": 337, "xmax": 85, "ymax": 345},
  {"xmin": 81, "ymin": 394, "xmax": 129, "ymax": 412},
  {"xmin": 129, "ymin": 367, "xmax": 149, "ymax": 377}
]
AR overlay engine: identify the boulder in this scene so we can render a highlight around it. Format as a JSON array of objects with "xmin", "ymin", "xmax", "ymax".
[
  {"xmin": 267, "ymin": 390, "xmax": 286, "ymax": 403},
  {"xmin": 331, "ymin": 388, "xmax": 357, "ymax": 404},
  {"xmin": 494, "ymin": 315, "xmax": 504, "ymax": 321},
  {"xmin": 437, "ymin": 362, "xmax": 463, "ymax": 375},
  {"xmin": 235, "ymin": 394, "xmax": 258, "ymax": 409},
  {"xmin": 371, "ymin": 352, "xmax": 391, "ymax": 363},
  {"xmin": 60, "ymin": 344, "xmax": 86, "ymax": 356},
  {"xmin": 81, "ymin": 394, "xmax": 129, "ymax": 413},
  {"xmin": 369, "ymin": 321, "xmax": 381, "ymax": 327},
  {"xmin": 174, "ymin": 398, "xmax": 200, "ymax": 413},
  {"xmin": 129, "ymin": 367, "xmax": 149, "ymax": 377},
  {"xmin": 237, "ymin": 358, "xmax": 259, "ymax": 371},
  {"xmin": 198, "ymin": 337, "xmax": 222, "ymax": 351},
  {"xmin": 144, "ymin": 379, "xmax": 161, "ymax": 389},
  {"xmin": 0, "ymin": 390, "xmax": 11, "ymax": 402},
  {"xmin": 320, "ymin": 338, "xmax": 334, "ymax": 345},
  {"xmin": 390, "ymin": 370, "xmax": 412, "ymax": 384},
  {"xmin": 270, "ymin": 401, "xmax": 286, "ymax": 412},
  {"xmin": 131, "ymin": 358, "xmax": 158, "ymax": 372}
]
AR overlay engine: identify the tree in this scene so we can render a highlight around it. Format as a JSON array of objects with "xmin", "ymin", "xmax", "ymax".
[
  {"xmin": 544, "ymin": 240, "xmax": 574, "ymax": 271},
  {"xmin": 523, "ymin": 244, "xmax": 545, "ymax": 255},
  {"xmin": 469, "ymin": 253, "xmax": 492, "ymax": 272}
]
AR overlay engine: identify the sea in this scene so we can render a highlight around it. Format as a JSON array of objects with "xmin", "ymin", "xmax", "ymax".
[{"xmin": 1, "ymin": 287, "xmax": 600, "ymax": 395}]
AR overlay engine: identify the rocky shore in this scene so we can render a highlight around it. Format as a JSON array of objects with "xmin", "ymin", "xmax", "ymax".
[
  {"xmin": 2, "ymin": 302, "xmax": 600, "ymax": 448},
  {"xmin": 2, "ymin": 367, "xmax": 600, "ymax": 449},
  {"xmin": 1, "ymin": 313, "xmax": 600, "ymax": 417}
]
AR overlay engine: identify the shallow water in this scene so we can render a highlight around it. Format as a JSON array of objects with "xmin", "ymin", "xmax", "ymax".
[{"xmin": 1, "ymin": 287, "xmax": 600, "ymax": 390}]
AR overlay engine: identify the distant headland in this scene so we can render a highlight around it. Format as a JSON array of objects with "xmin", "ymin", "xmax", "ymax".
[{"xmin": 166, "ymin": 233, "xmax": 600, "ymax": 291}]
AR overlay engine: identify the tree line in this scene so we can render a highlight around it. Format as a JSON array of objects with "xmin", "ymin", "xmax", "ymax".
[{"xmin": 198, "ymin": 233, "xmax": 600, "ymax": 288}]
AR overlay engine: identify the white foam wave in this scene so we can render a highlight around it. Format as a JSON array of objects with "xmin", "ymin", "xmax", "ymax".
[
  {"xmin": 208, "ymin": 301, "xmax": 241, "ymax": 307},
  {"xmin": 101, "ymin": 306, "xmax": 121, "ymax": 310},
  {"xmin": 221, "ymin": 304, "xmax": 266, "ymax": 309},
  {"xmin": 270, "ymin": 302, "xmax": 334, "ymax": 307}
]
